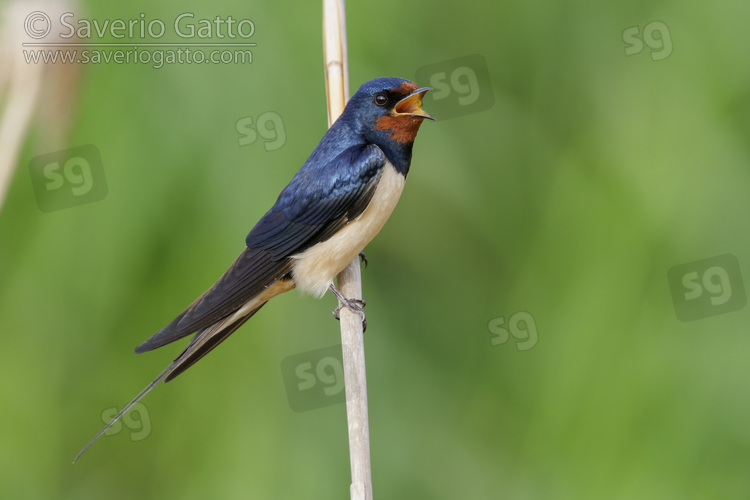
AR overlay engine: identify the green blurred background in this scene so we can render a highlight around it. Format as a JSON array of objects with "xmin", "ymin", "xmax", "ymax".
[{"xmin": 2, "ymin": 0, "xmax": 750, "ymax": 498}]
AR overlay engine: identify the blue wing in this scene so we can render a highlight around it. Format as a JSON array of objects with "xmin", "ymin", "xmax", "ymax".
[
  {"xmin": 135, "ymin": 143, "xmax": 386, "ymax": 355},
  {"xmin": 246, "ymin": 143, "xmax": 386, "ymax": 258}
]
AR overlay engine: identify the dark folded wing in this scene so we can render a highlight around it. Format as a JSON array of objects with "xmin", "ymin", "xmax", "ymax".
[
  {"xmin": 135, "ymin": 247, "xmax": 292, "ymax": 353},
  {"xmin": 163, "ymin": 299, "xmax": 268, "ymax": 382},
  {"xmin": 246, "ymin": 143, "xmax": 386, "ymax": 258},
  {"xmin": 135, "ymin": 143, "xmax": 385, "ymax": 353}
]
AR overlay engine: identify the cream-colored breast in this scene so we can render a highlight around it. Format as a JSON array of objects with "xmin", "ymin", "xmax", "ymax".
[{"xmin": 290, "ymin": 161, "xmax": 405, "ymax": 297}]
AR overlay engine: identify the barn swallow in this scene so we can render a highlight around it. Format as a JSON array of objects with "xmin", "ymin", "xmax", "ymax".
[{"xmin": 75, "ymin": 77, "xmax": 433, "ymax": 460}]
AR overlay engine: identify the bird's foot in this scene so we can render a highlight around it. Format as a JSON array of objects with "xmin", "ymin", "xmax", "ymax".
[
  {"xmin": 332, "ymin": 298, "xmax": 366, "ymax": 320},
  {"xmin": 358, "ymin": 251, "xmax": 368, "ymax": 269},
  {"xmin": 329, "ymin": 284, "xmax": 367, "ymax": 331}
]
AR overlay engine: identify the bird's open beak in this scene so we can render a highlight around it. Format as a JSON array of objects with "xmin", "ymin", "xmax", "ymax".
[{"xmin": 393, "ymin": 88, "xmax": 436, "ymax": 120}]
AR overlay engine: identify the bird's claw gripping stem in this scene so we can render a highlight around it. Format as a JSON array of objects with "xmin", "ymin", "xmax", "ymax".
[{"xmin": 329, "ymin": 284, "xmax": 367, "ymax": 331}]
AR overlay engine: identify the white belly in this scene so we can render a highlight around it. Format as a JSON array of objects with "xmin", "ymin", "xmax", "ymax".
[{"xmin": 290, "ymin": 161, "xmax": 405, "ymax": 297}]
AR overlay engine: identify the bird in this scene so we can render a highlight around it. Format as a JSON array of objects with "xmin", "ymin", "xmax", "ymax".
[{"xmin": 74, "ymin": 77, "xmax": 434, "ymax": 461}]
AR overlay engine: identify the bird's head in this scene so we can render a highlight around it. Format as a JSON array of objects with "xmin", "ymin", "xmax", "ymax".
[{"xmin": 345, "ymin": 77, "xmax": 435, "ymax": 146}]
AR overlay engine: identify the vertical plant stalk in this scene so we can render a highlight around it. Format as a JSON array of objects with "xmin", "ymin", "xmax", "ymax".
[
  {"xmin": 322, "ymin": 1, "xmax": 373, "ymax": 499},
  {"xmin": 0, "ymin": 0, "xmax": 81, "ymax": 213},
  {"xmin": 0, "ymin": 2, "xmax": 43, "ymax": 211}
]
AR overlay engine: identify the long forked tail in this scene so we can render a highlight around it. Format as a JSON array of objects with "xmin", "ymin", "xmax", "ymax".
[{"xmin": 73, "ymin": 296, "xmax": 274, "ymax": 462}]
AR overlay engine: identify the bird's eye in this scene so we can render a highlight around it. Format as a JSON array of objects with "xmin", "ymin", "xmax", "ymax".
[{"xmin": 374, "ymin": 93, "xmax": 388, "ymax": 106}]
